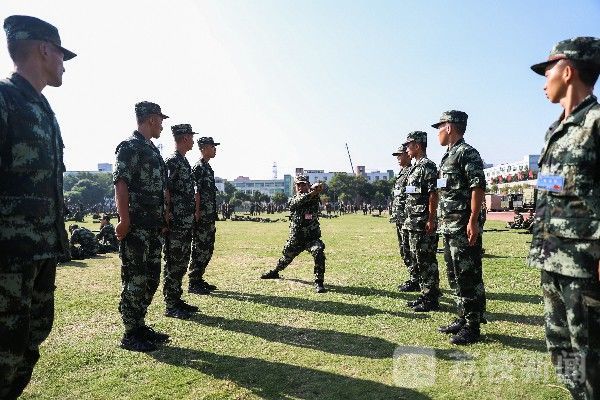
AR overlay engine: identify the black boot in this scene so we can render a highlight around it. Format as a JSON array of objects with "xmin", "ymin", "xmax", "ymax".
[
  {"xmin": 140, "ymin": 325, "xmax": 170, "ymax": 344},
  {"xmin": 189, "ymin": 282, "xmax": 211, "ymax": 295},
  {"xmin": 398, "ymin": 280, "xmax": 420, "ymax": 292},
  {"xmin": 412, "ymin": 297, "xmax": 440, "ymax": 312},
  {"xmin": 261, "ymin": 269, "xmax": 280, "ymax": 279},
  {"xmin": 450, "ymin": 324, "xmax": 481, "ymax": 345},
  {"xmin": 438, "ymin": 317, "xmax": 466, "ymax": 334},
  {"xmin": 165, "ymin": 306, "xmax": 192, "ymax": 320},
  {"xmin": 314, "ymin": 280, "xmax": 326, "ymax": 293},
  {"xmin": 200, "ymin": 279, "xmax": 217, "ymax": 290},
  {"xmin": 120, "ymin": 328, "xmax": 158, "ymax": 352},
  {"xmin": 176, "ymin": 299, "xmax": 199, "ymax": 313}
]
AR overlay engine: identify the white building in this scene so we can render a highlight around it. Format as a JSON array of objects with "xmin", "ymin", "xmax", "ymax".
[
  {"xmin": 484, "ymin": 155, "xmax": 540, "ymax": 184},
  {"xmin": 231, "ymin": 175, "xmax": 293, "ymax": 197},
  {"xmin": 295, "ymin": 167, "xmax": 394, "ymax": 183},
  {"xmin": 97, "ymin": 163, "xmax": 113, "ymax": 172}
]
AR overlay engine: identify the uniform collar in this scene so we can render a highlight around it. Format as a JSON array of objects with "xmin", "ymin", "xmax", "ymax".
[
  {"xmin": 539, "ymin": 95, "xmax": 598, "ymax": 166},
  {"xmin": 9, "ymin": 72, "xmax": 53, "ymax": 112},
  {"xmin": 560, "ymin": 94, "xmax": 597, "ymax": 128}
]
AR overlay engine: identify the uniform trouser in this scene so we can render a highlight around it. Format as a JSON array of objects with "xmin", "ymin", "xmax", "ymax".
[
  {"xmin": 119, "ymin": 227, "xmax": 162, "ymax": 334},
  {"xmin": 396, "ymin": 224, "xmax": 417, "ymax": 283},
  {"xmin": 443, "ymin": 231, "xmax": 486, "ymax": 326},
  {"xmin": 189, "ymin": 221, "xmax": 216, "ymax": 285},
  {"xmin": 443, "ymin": 236, "xmax": 457, "ymax": 290},
  {"xmin": 275, "ymin": 237, "xmax": 326, "ymax": 282},
  {"xmin": 407, "ymin": 230, "xmax": 439, "ymax": 300},
  {"xmin": 0, "ymin": 258, "xmax": 56, "ymax": 400},
  {"xmin": 163, "ymin": 227, "xmax": 192, "ymax": 308},
  {"xmin": 541, "ymin": 270, "xmax": 600, "ymax": 400}
]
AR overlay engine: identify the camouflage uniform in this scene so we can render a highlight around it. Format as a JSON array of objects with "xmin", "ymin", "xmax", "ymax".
[
  {"xmin": 528, "ymin": 37, "xmax": 600, "ymax": 400},
  {"xmin": 189, "ymin": 152, "xmax": 218, "ymax": 286},
  {"xmin": 69, "ymin": 226, "xmax": 99, "ymax": 259},
  {"xmin": 402, "ymin": 135, "xmax": 440, "ymax": 303},
  {"xmin": 114, "ymin": 114, "xmax": 167, "ymax": 334},
  {"xmin": 0, "ymin": 15, "xmax": 75, "ymax": 399},
  {"xmin": 273, "ymin": 184, "xmax": 326, "ymax": 283},
  {"xmin": 390, "ymin": 154, "xmax": 417, "ymax": 285},
  {"xmin": 437, "ymin": 128, "xmax": 487, "ymax": 328},
  {"xmin": 163, "ymin": 125, "xmax": 197, "ymax": 309},
  {"xmin": 96, "ymin": 223, "xmax": 118, "ymax": 253}
]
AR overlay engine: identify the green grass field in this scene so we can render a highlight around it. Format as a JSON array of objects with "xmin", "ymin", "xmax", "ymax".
[{"xmin": 22, "ymin": 214, "xmax": 570, "ymax": 400}]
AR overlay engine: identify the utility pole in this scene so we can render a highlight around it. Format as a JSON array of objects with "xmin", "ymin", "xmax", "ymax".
[{"xmin": 345, "ymin": 142, "xmax": 355, "ymax": 175}]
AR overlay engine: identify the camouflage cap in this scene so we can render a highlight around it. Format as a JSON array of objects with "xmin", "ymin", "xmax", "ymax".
[
  {"xmin": 3, "ymin": 15, "xmax": 76, "ymax": 61},
  {"xmin": 403, "ymin": 131, "xmax": 428, "ymax": 145},
  {"xmin": 531, "ymin": 37, "xmax": 600, "ymax": 76},
  {"xmin": 135, "ymin": 101, "xmax": 169, "ymax": 119},
  {"xmin": 431, "ymin": 110, "xmax": 468, "ymax": 129},
  {"xmin": 294, "ymin": 175, "xmax": 310, "ymax": 184},
  {"xmin": 171, "ymin": 124, "xmax": 198, "ymax": 136},
  {"xmin": 197, "ymin": 136, "xmax": 220, "ymax": 146},
  {"xmin": 391, "ymin": 144, "xmax": 408, "ymax": 156}
]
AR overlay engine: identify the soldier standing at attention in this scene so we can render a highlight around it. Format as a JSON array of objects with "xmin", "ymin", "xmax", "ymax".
[
  {"xmin": 402, "ymin": 131, "xmax": 440, "ymax": 312},
  {"xmin": 434, "ymin": 110, "xmax": 487, "ymax": 345},
  {"xmin": 528, "ymin": 37, "xmax": 600, "ymax": 399},
  {"xmin": 261, "ymin": 175, "xmax": 326, "ymax": 293},
  {"xmin": 163, "ymin": 124, "xmax": 199, "ymax": 319},
  {"xmin": 0, "ymin": 15, "xmax": 75, "ymax": 399},
  {"xmin": 96, "ymin": 215, "xmax": 119, "ymax": 253},
  {"xmin": 390, "ymin": 144, "xmax": 419, "ymax": 292},
  {"xmin": 114, "ymin": 101, "xmax": 169, "ymax": 352},
  {"xmin": 189, "ymin": 137, "xmax": 220, "ymax": 295}
]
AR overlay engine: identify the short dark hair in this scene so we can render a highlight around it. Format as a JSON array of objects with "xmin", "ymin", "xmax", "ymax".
[
  {"xmin": 452, "ymin": 122, "xmax": 467, "ymax": 135},
  {"xmin": 136, "ymin": 114, "xmax": 154, "ymax": 125},
  {"xmin": 7, "ymin": 40, "xmax": 37, "ymax": 63},
  {"xmin": 570, "ymin": 60, "xmax": 600, "ymax": 87}
]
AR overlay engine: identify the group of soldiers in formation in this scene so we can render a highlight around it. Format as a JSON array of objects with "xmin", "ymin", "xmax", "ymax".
[{"xmin": 0, "ymin": 14, "xmax": 598, "ymax": 400}]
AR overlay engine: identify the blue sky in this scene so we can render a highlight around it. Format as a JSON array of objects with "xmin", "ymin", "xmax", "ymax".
[{"xmin": 1, "ymin": 0, "xmax": 599, "ymax": 179}]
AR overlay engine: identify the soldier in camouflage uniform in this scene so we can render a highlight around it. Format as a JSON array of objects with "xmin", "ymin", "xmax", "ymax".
[
  {"xmin": 261, "ymin": 175, "xmax": 327, "ymax": 293},
  {"xmin": 528, "ymin": 37, "xmax": 600, "ymax": 400},
  {"xmin": 189, "ymin": 136, "xmax": 220, "ymax": 294},
  {"xmin": 163, "ymin": 124, "xmax": 200, "ymax": 319},
  {"xmin": 390, "ymin": 144, "xmax": 419, "ymax": 292},
  {"xmin": 68, "ymin": 224, "xmax": 99, "ymax": 260},
  {"xmin": 114, "ymin": 101, "xmax": 169, "ymax": 352},
  {"xmin": 402, "ymin": 131, "xmax": 440, "ymax": 312},
  {"xmin": 0, "ymin": 15, "xmax": 75, "ymax": 399},
  {"xmin": 434, "ymin": 110, "xmax": 487, "ymax": 345},
  {"xmin": 96, "ymin": 215, "xmax": 119, "ymax": 253}
]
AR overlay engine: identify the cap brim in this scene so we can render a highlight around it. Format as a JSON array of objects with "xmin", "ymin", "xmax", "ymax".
[
  {"xmin": 59, "ymin": 46, "xmax": 77, "ymax": 61},
  {"xmin": 530, "ymin": 60, "xmax": 554, "ymax": 76},
  {"xmin": 214, "ymin": 142, "xmax": 220, "ymax": 146},
  {"xmin": 431, "ymin": 122, "xmax": 444, "ymax": 128},
  {"xmin": 160, "ymin": 113, "xmax": 169, "ymax": 119}
]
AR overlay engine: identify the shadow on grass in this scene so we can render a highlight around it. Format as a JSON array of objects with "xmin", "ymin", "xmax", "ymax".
[
  {"xmin": 486, "ymin": 291, "xmax": 543, "ymax": 305},
  {"xmin": 57, "ymin": 260, "xmax": 89, "ymax": 268},
  {"xmin": 211, "ymin": 290, "xmax": 429, "ymax": 319},
  {"xmin": 487, "ymin": 311, "xmax": 544, "ymax": 326},
  {"xmin": 151, "ymin": 346, "xmax": 431, "ymax": 400},
  {"xmin": 285, "ymin": 278, "xmax": 413, "ymax": 300},
  {"xmin": 485, "ymin": 333, "xmax": 546, "ymax": 352},
  {"xmin": 193, "ymin": 314, "xmax": 397, "ymax": 359},
  {"xmin": 482, "ymin": 253, "xmax": 514, "ymax": 259}
]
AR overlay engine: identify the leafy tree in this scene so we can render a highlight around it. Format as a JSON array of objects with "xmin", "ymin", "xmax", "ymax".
[
  {"xmin": 67, "ymin": 178, "xmax": 106, "ymax": 208},
  {"xmin": 272, "ymin": 191, "xmax": 288, "ymax": 205}
]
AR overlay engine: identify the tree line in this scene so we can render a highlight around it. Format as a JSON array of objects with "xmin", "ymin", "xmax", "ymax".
[{"xmin": 63, "ymin": 171, "xmax": 396, "ymax": 210}]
